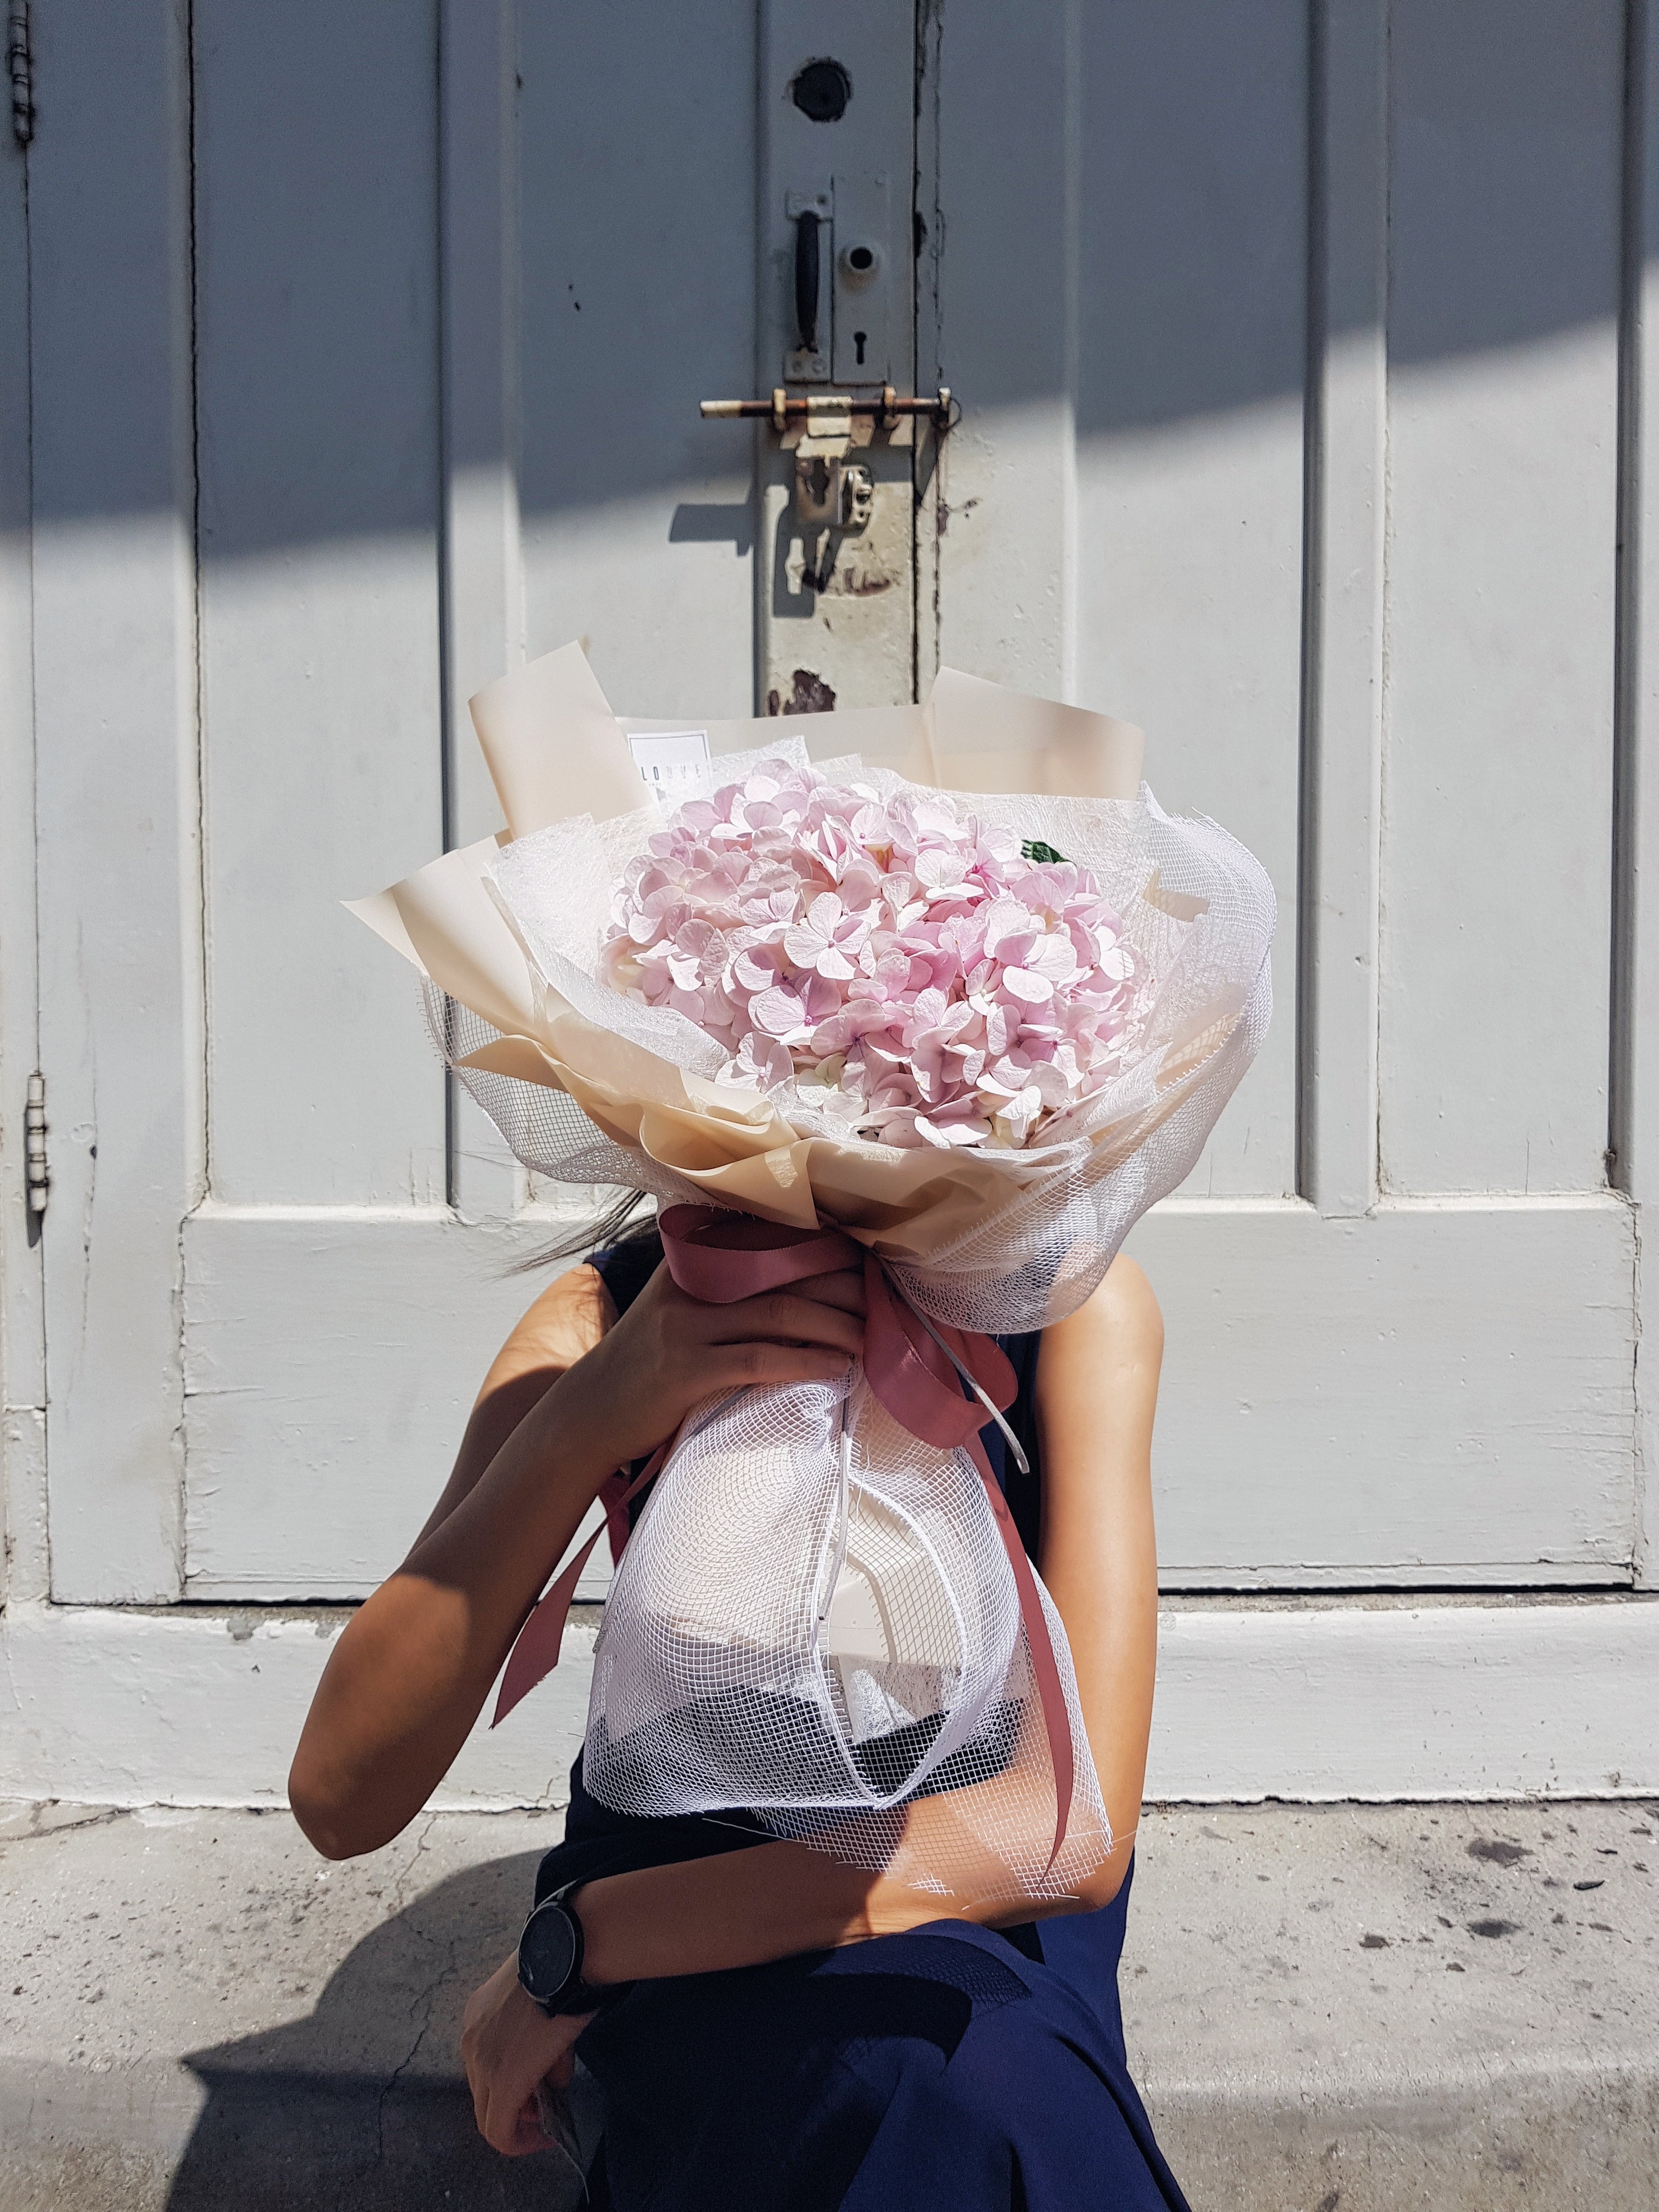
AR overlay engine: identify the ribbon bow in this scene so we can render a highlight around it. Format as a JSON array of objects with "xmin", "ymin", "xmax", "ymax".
[{"xmin": 493, "ymin": 1203, "xmax": 1074, "ymax": 1867}]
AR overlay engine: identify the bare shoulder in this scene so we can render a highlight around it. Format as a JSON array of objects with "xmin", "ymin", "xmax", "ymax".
[
  {"xmin": 1045, "ymin": 1252, "xmax": 1163, "ymax": 1364},
  {"xmin": 1093, "ymin": 1252, "xmax": 1163, "ymax": 1344},
  {"xmin": 477, "ymin": 1260, "xmax": 614, "ymax": 1399},
  {"xmin": 521, "ymin": 1257, "xmax": 616, "ymax": 1350},
  {"xmin": 1033, "ymin": 1255, "xmax": 1162, "ymax": 1457}
]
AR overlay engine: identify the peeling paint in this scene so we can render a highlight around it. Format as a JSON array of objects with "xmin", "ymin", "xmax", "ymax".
[{"xmin": 765, "ymin": 668, "xmax": 838, "ymax": 717}]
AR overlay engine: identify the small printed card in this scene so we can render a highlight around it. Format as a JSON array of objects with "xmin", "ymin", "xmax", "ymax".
[{"xmin": 628, "ymin": 729, "xmax": 711, "ymax": 803}]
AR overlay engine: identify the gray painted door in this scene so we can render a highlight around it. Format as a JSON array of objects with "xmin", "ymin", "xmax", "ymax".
[{"xmin": 23, "ymin": 1, "xmax": 1643, "ymax": 1606}]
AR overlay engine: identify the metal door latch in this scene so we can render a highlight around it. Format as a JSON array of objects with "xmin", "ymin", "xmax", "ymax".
[
  {"xmin": 699, "ymin": 388, "xmax": 953, "ymax": 586},
  {"xmin": 701, "ymin": 386, "xmax": 954, "ymax": 432},
  {"xmin": 699, "ymin": 387, "xmax": 954, "ymax": 534},
  {"xmin": 794, "ymin": 453, "xmax": 873, "ymax": 531},
  {"xmin": 25, "ymin": 1070, "xmax": 47, "ymax": 1215}
]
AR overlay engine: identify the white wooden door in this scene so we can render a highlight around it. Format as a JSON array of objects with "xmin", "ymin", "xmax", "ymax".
[
  {"xmin": 24, "ymin": 1, "xmax": 1644, "ymax": 1610},
  {"xmin": 931, "ymin": 0, "xmax": 1637, "ymax": 1587}
]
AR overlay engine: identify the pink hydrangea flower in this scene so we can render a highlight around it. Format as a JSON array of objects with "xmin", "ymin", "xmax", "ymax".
[{"xmin": 598, "ymin": 764, "xmax": 1148, "ymax": 1150}]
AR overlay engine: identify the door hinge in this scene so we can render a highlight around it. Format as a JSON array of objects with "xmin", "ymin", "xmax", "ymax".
[
  {"xmin": 25, "ymin": 1070, "xmax": 47, "ymax": 1215},
  {"xmin": 8, "ymin": 1, "xmax": 32, "ymax": 148}
]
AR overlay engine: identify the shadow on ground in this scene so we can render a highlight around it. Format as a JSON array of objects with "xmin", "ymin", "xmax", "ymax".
[{"xmin": 168, "ymin": 1850, "xmax": 558, "ymax": 2210}]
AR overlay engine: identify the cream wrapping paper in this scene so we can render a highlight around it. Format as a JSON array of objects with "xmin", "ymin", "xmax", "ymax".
[{"xmin": 348, "ymin": 646, "xmax": 1268, "ymax": 1271}]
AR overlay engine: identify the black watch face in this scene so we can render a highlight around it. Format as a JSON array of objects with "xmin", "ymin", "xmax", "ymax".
[{"xmin": 519, "ymin": 1901, "xmax": 579, "ymax": 2005}]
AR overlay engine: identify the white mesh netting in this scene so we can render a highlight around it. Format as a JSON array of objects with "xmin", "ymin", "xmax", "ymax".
[
  {"xmin": 584, "ymin": 1370, "xmax": 1115, "ymax": 1897},
  {"xmin": 423, "ymin": 765, "xmax": 1273, "ymax": 1899}
]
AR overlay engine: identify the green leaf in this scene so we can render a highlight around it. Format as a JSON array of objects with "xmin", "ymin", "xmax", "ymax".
[{"xmin": 1020, "ymin": 838, "xmax": 1068, "ymax": 866}]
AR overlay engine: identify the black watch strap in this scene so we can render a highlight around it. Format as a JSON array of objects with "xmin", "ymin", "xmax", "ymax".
[{"xmin": 518, "ymin": 1881, "xmax": 632, "ymax": 2018}]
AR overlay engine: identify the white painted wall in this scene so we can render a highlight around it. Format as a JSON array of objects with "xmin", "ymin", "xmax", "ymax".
[{"xmin": 3, "ymin": 0, "xmax": 1656, "ymax": 1807}]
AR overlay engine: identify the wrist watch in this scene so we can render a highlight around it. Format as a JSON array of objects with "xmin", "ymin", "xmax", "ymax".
[{"xmin": 517, "ymin": 1881, "xmax": 630, "ymax": 2018}]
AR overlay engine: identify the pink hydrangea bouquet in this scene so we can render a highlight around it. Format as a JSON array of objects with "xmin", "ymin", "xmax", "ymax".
[
  {"xmin": 600, "ymin": 764, "xmax": 1148, "ymax": 1154},
  {"xmin": 352, "ymin": 645, "xmax": 1274, "ymax": 1905}
]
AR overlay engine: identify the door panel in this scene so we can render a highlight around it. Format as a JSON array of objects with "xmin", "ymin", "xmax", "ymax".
[
  {"xmin": 931, "ymin": 0, "xmax": 1307, "ymax": 1201},
  {"xmin": 516, "ymin": 2, "xmax": 759, "ymax": 731},
  {"xmin": 1073, "ymin": 0, "xmax": 1307, "ymax": 1203},
  {"xmin": 195, "ymin": 0, "xmax": 447, "ymax": 1209},
  {"xmin": 1380, "ymin": 0, "xmax": 1622, "ymax": 1195},
  {"xmin": 1129, "ymin": 1198, "xmax": 1634, "ymax": 1588},
  {"xmin": 183, "ymin": 1212, "xmax": 560, "ymax": 1596}
]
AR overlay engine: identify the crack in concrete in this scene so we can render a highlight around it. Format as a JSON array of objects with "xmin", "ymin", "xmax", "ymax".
[
  {"xmin": 0, "ymin": 1801, "xmax": 121, "ymax": 1845},
  {"xmin": 374, "ymin": 1816, "xmax": 448, "ymax": 2163}
]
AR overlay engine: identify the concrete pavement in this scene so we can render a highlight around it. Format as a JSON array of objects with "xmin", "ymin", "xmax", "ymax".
[{"xmin": 2, "ymin": 1797, "xmax": 1655, "ymax": 2209}]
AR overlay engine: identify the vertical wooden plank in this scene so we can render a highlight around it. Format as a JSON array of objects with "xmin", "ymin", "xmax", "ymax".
[
  {"xmin": 1622, "ymin": 0, "xmax": 1659, "ymax": 1585},
  {"xmin": 753, "ymin": 0, "xmax": 919, "ymax": 713},
  {"xmin": 933, "ymin": 0, "xmax": 1078, "ymax": 701},
  {"xmin": 194, "ymin": 0, "xmax": 445, "ymax": 1207},
  {"xmin": 1, "ymin": 95, "xmax": 47, "ymax": 1606},
  {"xmin": 30, "ymin": 0, "xmax": 195, "ymax": 1601},
  {"xmin": 440, "ymin": 0, "xmax": 524, "ymax": 1221},
  {"xmin": 914, "ymin": 0, "xmax": 945, "ymax": 698},
  {"xmin": 1381, "ymin": 0, "xmax": 1622, "ymax": 1195},
  {"xmin": 935, "ymin": 1, "xmax": 1303, "ymax": 1197},
  {"xmin": 1302, "ymin": 0, "xmax": 1387, "ymax": 1218},
  {"xmin": 515, "ymin": 2, "xmax": 757, "ymax": 716},
  {"xmin": 441, "ymin": 0, "xmax": 522, "ymax": 855},
  {"xmin": 1074, "ymin": 1, "xmax": 1307, "ymax": 1198}
]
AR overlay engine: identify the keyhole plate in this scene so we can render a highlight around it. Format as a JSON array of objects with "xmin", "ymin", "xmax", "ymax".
[{"xmin": 830, "ymin": 183, "xmax": 890, "ymax": 384}]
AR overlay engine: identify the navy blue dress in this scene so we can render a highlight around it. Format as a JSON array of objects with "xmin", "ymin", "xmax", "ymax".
[{"xmin": 534, "ymin": 1231, "xmax": 1190, "ymax": 2212}]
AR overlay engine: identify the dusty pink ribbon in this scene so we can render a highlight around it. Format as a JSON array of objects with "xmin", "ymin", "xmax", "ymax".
[{"xmin": 492, "ymin": 1203, "xmax": 1073, "ymax": 1867}]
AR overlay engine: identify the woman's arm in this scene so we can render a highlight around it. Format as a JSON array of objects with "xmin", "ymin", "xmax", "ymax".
[
  {"xmin": 1031, "ymin": 1251, "xmax": 1164, "ymax": 1904},
  {"xmin": 288, "ymin": 1257, "xmax": 867, "ymax": 1860},
  {"xmin": 461, "ymin": 1255, "xmax": 1164, "ymax": 2152},
  {"xmin": 409, "ymin": 1262, "xmax": 616, "ymax": 1553}
]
